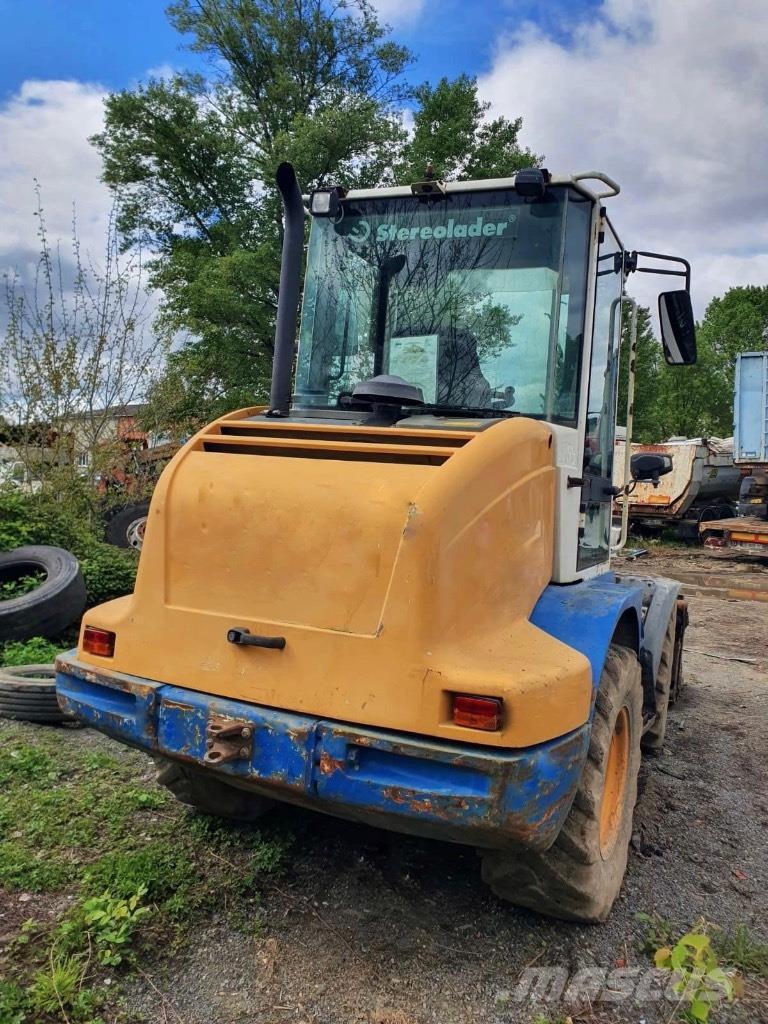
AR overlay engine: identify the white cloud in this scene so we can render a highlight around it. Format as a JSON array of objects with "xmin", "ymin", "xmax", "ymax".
[
  {"xmin": 373, "ymin": 0, "xmax": 426, "ymax": 26},
  {"xmin": 479, "ymin": 0, "xmax": 768, "ymax": 322},
  {"xmin": 0, "ymin": 79, "xmax": 165, "ymax": 410},
  {"xmin": 143, "ymin": 63, "xmax": 177, "ymax": 83},
  {"xmin": 0, "ymin": 79, "xmax": 111, "ymax": 280}
]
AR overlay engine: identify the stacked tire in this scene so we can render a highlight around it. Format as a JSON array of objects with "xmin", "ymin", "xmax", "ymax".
[
  {"xmin": 0, "ymin": 545, "xmax": 86, "ymax": 725},
  {"xmin": 0, "ymin": 664, "xmax": 69, "ymax": 724}
]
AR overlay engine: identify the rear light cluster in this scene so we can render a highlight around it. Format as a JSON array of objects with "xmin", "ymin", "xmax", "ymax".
[
  {"xmin": 452, "ymin": 694, "xmax": 503, "ymax": 731},
  {"xmin": 83, "ymin": 626, "xmax": 116, "ymax": 658}
]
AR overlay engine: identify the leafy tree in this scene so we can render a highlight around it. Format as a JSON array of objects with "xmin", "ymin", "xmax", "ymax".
[
  {"xmin": 92, "ymin": 0, "xmax": 412, "ymax": 431},
  {"xmin": 616, "ymin": 304, "xmax": 664, "ymax": 443},
  {"xmin": 654, "ymin": 286, "xmax": 768, "ymax": 438},
  {"xmin": 616, "ymin": 287, "xmax": 768, "ymax": 443},
  {"xmin": 397, "ymin": 74, "xmax": 541, "ymax": 182},
  {"xmin": 93, "ymin": 2, "xmax": 540, "ymax": 431}
]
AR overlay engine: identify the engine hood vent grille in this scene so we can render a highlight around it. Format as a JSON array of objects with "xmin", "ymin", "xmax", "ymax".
[{"xmin": 195, "ymin": 418, "xmax": 476, "ymax": 466}]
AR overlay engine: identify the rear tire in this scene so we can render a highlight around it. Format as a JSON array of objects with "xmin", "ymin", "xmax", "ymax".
[
  {"xmin": 481, "ymin": 645, "xmax": 643, "ymax": 922},
  {"xmin": 104, "ymin": 502, "xmax": 150, "ymax": 550},
  {"xmin": 641, "ymin": 613, "xmax": 675, "ymax": 751},
  {"xmin": 155, "ymin": 757, "xmax": 275, "ymax": 822}
]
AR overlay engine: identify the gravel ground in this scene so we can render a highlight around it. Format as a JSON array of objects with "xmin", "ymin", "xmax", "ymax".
[{"xmin": 122, "ymin": 549, "xmax": 768, "ymax": 1024}]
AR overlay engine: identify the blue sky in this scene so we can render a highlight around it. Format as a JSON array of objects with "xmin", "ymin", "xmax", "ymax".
[
  {"xmin": 0, "ymin": 0, "xmax": 601, "ymax": 99},
  {"xmin": 0, "ymin": 0, "xmax": 199, "ymax": 99}
]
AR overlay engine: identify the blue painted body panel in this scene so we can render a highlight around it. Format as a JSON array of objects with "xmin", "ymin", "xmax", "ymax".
[
  {"xmin": 56, "ymin": 654, "xmax": 589, "ymax": 851},
  {"xmin": 55, "ymin": 574, "xmax": 658, "ymax": 851},
  {"xmin": 734, "ymin": 351, "xmax": 768, "ymax": 463},
  {"xmin": 531, "ymin": 575, "xmax": 644, "ymax": 690}
]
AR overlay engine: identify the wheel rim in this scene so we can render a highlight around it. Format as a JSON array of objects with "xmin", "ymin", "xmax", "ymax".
[
  {"xmin": 126, "ymin": 517, "xmax": 147, "ymax": 550},
  {"xmin": 599, "ymin": 706, "xmax": 630, "ymax": 857}
]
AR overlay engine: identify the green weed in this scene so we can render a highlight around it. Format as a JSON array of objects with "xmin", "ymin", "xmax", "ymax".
[
  {"xmin": 27, "ymin": 953, "xmax": 103, "ymax": 1021},
  {"xmin": 0, "ymin": 841, "xmax": 72, "ymax": 891},
  {"xmin": 27, "ymin": 953, "xmax": 85, "ymax": 1014},
  {"xmin": 650, "ymin": 919, "xmax": 737, "ymax": 1022},
  {"xmin": 83, "ymin": 843, "xmax": 197, "ymax": 911},
  {"xmin": 57, "ymin": 887, "xmax": 151, "ymax": 967},
  {"xmin": 0, "ymin": 720, "xmax": 294, "ymax": 1022},
  {"xmin": 636, "ymin": 910, "xmax": 675, "ymax": 955},
  {"xmin": 713, "ymin": 923, "xmax": 768, "ymax": 978},
  {"xmin": 0, "ymin": 744, "xmax": 60, "ymax": 784},
  {"xmin": 0, "ymin": 980, "xmax": 29, "ymax": 1024}
]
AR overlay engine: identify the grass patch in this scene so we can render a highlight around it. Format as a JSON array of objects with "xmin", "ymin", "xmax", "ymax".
[
  {"xmin": 0, "ymin": 719, "xmax": 293, "ymax": 1022},
  {"xmin": 713, "ymin": 923, "xmax": 768, "ymax": 978}
]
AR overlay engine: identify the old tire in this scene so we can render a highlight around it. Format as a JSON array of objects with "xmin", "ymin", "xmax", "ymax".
[
  {"xmin": 641, "ymin": 613, "xmax": 676, "ymax": 751},
  {"xmin": 155, "ymin": 757, "xmax": 275, "ymax": 822},
  {"xmin": 0, "ymin": 664, "xmax": 70, "ymax": 724},
  {"xmin": 0, "ymin": 546, "xmax": 87, "ymax": 641},
  {"xmin": 104, "ymin": 502, "xmax": 150, "ymax": 550},
  {"xmin": 481, "ymin": 645, "xmax": 643, "ymax": 923}
]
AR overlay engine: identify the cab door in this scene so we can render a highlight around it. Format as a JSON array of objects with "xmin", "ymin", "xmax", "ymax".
[{"xmin": 578, "ymin": 222, "xmax": 623, "ymax": 571}]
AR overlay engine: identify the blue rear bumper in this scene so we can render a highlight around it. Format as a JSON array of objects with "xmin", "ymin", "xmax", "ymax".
[{"xmin": 55, "ymin": 654, "xmax": 589, "ymax": 851}]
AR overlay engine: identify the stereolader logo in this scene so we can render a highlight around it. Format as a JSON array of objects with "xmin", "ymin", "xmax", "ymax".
[{"xmin": 347, "ymin": 214, "xmax": 516, "ymax": 245}]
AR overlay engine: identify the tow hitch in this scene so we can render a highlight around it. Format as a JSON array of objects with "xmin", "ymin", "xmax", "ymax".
[{"xmin": 204, "ymin": 714, "xmax": 254, "ymax": 765}]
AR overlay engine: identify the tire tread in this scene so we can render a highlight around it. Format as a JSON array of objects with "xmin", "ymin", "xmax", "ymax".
[{"xmin": 481, "ymin": 645, "xmax": 643, "ymax": 922}]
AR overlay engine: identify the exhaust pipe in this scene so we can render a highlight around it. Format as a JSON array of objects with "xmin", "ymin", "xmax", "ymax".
[{"xmin": 268, "ymin": 162, "xmax": 305, "ymax": 416}]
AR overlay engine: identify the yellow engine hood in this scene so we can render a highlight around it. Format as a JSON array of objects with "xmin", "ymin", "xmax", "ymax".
[{"xmin": 80, "ymin": 409, "xmax": 591, "ymax": 747}]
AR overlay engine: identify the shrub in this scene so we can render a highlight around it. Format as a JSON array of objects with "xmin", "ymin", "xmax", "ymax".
[
  {"xmin": 1, "ymin": 636, "xmax": 64, "ymax": 667},
  {"xmin": 78, "ymin": 542, "xmax": 137, "ymax": 606},
  {"xmin": 0, "ymin": 489, "xmax": 92, "ymax": 554},
  {"xmin": 0, "ymin": 492, "xmax": 35, "ymax": 550},
  {"xmin": 0, "ymin": 490, "xmax": 137, "ymax": 607}
]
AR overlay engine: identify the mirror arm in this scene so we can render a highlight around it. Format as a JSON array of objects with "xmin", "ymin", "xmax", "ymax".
[{"xmin": 624, "ymin": 250, "xmax": 691, "ymax": 291}]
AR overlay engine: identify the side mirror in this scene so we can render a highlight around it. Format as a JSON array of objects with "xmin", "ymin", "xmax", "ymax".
[
  {"xmin": 659, "ymin": 290, "xmax": 697, "ymax": 365},
  {"xmin": 631, "ymin": 452, "xmax": 673, "ymax": 485}
]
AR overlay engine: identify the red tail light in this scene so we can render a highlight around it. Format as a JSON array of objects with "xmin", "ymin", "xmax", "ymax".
[
  {"xmin": 452, "ymin": 694, "xmax": 503, "ymax": 731},
  {"xmin": 83, "ymin": 626, "xmax": 116, "ymax": 658}
]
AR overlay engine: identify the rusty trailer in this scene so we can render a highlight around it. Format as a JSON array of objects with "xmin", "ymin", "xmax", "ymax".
[
  {"xmin": 699, "ymin": 514, "xmax": 768, "ymax": 555},
  {"xmin": 613, "ymin": 437, "xmax": 740, "ymax": 539}
]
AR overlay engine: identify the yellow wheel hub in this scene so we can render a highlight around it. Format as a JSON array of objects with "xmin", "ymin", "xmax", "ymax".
[{"xmin": 599, "ymin": 706, "xmax": 630, "ymax": 857}]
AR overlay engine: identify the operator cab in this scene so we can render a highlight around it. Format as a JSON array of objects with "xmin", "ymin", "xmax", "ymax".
[
  {"xmin": 296, "ymin": 181, "xmax": 588, "ymax": 423},
  {"xmin": 276, "ymin": 166, "xmax": 696, "ymax": 582}
]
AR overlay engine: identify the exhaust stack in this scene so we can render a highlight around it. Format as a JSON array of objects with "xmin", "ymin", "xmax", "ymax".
[{"xmin": 269, "ymin": 162, "xmax": 304, "ymax": 416}]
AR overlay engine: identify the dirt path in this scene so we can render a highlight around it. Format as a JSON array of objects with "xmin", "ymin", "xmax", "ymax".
[{"xmin": 124, "ymin": 551, "xmax": 768, "ymax": 1024}]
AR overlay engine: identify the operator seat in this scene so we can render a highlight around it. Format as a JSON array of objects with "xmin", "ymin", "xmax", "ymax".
[{"xmin": 436, "ymin": 326, "xmax": 492, "ymax": 408}]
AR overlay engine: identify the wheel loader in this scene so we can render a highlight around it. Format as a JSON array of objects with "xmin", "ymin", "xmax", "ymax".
[{"xmin": 57, "ymin": 163, "xmax": 697, "ymax": 921}]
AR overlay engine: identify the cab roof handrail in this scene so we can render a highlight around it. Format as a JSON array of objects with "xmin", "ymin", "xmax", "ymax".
[{"xmin": 571, "ymin": 172, "xmax": 621, "ymax": 199}]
